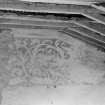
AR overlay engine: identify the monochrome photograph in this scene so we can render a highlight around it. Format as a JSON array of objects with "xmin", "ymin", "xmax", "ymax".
[{"xmin": 0, "ymin": 0, "xmax": 105, "ymax": 105}]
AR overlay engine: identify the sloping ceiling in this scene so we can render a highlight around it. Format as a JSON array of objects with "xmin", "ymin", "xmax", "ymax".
[
  {"xmin": 0, "ymin": 0, "xmax": 105, "ymax": 51},
  {"xmin": 19, "ymin": 0, "xmax": 102, "ymax": 4}
]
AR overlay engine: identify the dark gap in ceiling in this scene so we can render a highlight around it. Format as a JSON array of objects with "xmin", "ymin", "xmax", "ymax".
[
  {"xmin": 0, "ymin": 9, "xmax": 92, "ymax": 21},
  {"xmin": 0, "ymin": 28, "xmax": 11, "ymax": 33},
  {"xmin": 95, "ymin": 2, "xmax": 105, "ymax": 7},
  {"xmin": 100, "ymin": 13, "xmax": 105, "ymax": 17}
]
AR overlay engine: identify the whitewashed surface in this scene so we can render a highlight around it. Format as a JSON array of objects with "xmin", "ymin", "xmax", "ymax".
[{"xmin": 0, "ymin": 29, "xmax": 105, "ymax": 105}]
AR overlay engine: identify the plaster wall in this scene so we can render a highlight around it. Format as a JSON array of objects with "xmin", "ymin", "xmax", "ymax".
[{"xmin": 0, "ymin": 28, "xmax": 105, "ymax": 105}]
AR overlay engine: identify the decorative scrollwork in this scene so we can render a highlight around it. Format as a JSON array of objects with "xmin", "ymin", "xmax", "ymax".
[
  {"xmin": 0, "ymin": 29, "xmax": 74, "ymax": 86},
  {"xmin": 1, "ymin": 29, "xmax": 105, "ymax": 87}
]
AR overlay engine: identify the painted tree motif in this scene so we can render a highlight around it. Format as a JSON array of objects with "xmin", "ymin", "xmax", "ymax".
[
  {"xmin": 30, "ymin": 38, "xmax": 73, "ymax": 86},
  {"xmin": 1, "ymin": 29, "xmax": 105, "ymax": 87}
]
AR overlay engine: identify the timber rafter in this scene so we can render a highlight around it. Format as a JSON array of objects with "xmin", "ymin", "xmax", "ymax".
[{"xmin": 0, "ymin": 0, "xmax": 105, "ymax": 50}]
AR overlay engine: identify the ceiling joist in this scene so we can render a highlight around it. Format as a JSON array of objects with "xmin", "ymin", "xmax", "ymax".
[
  {"xmin": 0, "ymin": 23, "xmax": 66, "ymax": 30},
  {"xmin": 70, "ymin": 27, "xmax": 105, "ymax": 44},
  {"xmin": 0, "ymin": 17, "xmax": 105, "ymax": 39},
  {"xmin": 18, "ymin": 0, "xmax": 99, "ymax": 5},
  {"xmin": 82, "ymin": 12, "xmax": 105, "ymax": 25},
  {"xmin": 0, "ymin": 2, "xmax": 102, "ymax": 14},
  {"xmin": 91, "ymin": 4, "xmax": 105, "ymax": 12},
  {"xmin": 0, "ymin": 0, "xmax": 105, "ymax": 49},
  {"xmin": 0, "ymin": 18, "xmax": 76, "ymax": 27},
  {"xmin": 74, "ymin": 21, "xmax": 105, "ymax": 36},
  {"xmin": 0, "ymin": 16, "xmax": 105, "ymax": 46},
  {"xmin": 0, "ymin": 2, "xmax": 105, "ymax": 25},
  {"xmin": 1, "ymin": 22, "xmax": 105, "ymax": 49},
  {"xmin": 60, "ymin": 28, "xmax": 105, "ymax": 51}
]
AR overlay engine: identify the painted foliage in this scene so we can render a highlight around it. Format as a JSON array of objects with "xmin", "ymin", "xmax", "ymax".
[{"xmin": 0, "ymin": 28, "xmax": 105, "ymax": 87}]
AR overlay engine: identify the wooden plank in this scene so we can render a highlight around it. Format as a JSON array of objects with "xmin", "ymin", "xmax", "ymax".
[
  {"xmin": 0, "ymin": 3, "xmax": 83, "ymax": 14},
  {"xmin": 0, "ymin": 23, "xmax": 65, "ymax": 30},
  {"xmin": 68, "ymin": 27, "xmax": 105, "ymax": 46},
  {"xmin": 74, "ymin": 21, "xmax": 105, "ymax": 36},
  {"xmin": 0, "ymin": 13, "xmax": 94, "ymax": 23},
  {"xmin": 82, "ymin": 12, "xmax": 105, "ymax": 25},
  {"xmin": 0, "ymin": 2, "xmax": 101, "ymax": 14},
  {"xmin": 18, "ymin": 0, "xmax": 99, "ymax": 5},
  {"xmin": 0, "ymin": 0, "xmax": 101, "ymax": 5},
  {"xmin": 0, "ymin": 16, "xmax": 71, "ymax": 23},
  {"xmin": 71, "ymin": 27, "xmax": 105, "ymax": 43},
  {"xmin": 60, "ymin": 28, "xmax": 105, "ymax": 51},
  {"xmin": 1, "ymin": 18, "xmax": 105, "ymax": 41},
  {"xmin": 92, "ymin": 4, "xmax": 105, "ymax": 12},
  {"xmin": 0, "ymin": 18, "xmax": 78, "ymax": 28},
  {"xmin": 1, "ymin": 18, "xmax": 105, "ymax": 45}
]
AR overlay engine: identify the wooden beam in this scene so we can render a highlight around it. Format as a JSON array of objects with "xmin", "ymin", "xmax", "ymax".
[
  {"xmin": 0, "ymin": 18, "xmax": 78, "ymax": 28},
  {"xmin": 0, "ymin": 16, "xmax": 71, "ymax": 23},
  {"xmin": 0, "ymin": 2, "xmax": 101, "ymax": 14},
  {"xmin": 0, "ymin": 2, "xmax": 105, "ymax": 25},
  {"xmin": 73, "ymin": 21, "xmax": 105, "ymax": 36},
  {"xmin": 0, "ymin": 2, "xmax": 105, "ymax": 26},
  {"xmin": 82, "ymin": 12, "xmax": 105, "ymax": 25},
  {"xmin": 0, "ymin": 18, "xmax": 105, "ymax": 44},
  {"xmin": 0, "ymin": 3, "xmax": 82, "ymax": 14},
  {"xmin": 60, "ymin": 28, "xmax": 105, "ymax": 51},
  {"xmin": 91, "ymin": 4, "xmax": 105, "ymax": 12},
  {"xmin": 0, "ymin": 23, "xmax": 66, "ymax": 30},
  {"xmin": 68, "ymin": 27, "xmax": 105, "ymax": 46},
  {"xmin": 0, "ymin": 13, "xmax": 94, "ymax": 23},
  {"xmin": 0, "ymin": 21, "xmax": 105, "ymax": 51},
  {"xmin": 18, "ymin": 0, "xmax": 99, "ymax": 5},
  {"xmin": 0, "ymin": 0, "xmax": 101, "ymax": 5}
]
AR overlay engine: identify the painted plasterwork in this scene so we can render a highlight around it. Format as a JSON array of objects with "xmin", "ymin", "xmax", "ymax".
[
  {"xmin": 0, "ymin": 28, "xmax": 105, "ymax": 87},
  {"xmin": 0, "ymin": 28, "xmax": 105, "ymax": 105}
]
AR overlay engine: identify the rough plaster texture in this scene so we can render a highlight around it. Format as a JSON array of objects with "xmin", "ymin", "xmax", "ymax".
[{"xmin": 0, "ymin": 28, "xmax": 105, "ymax": 105}]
